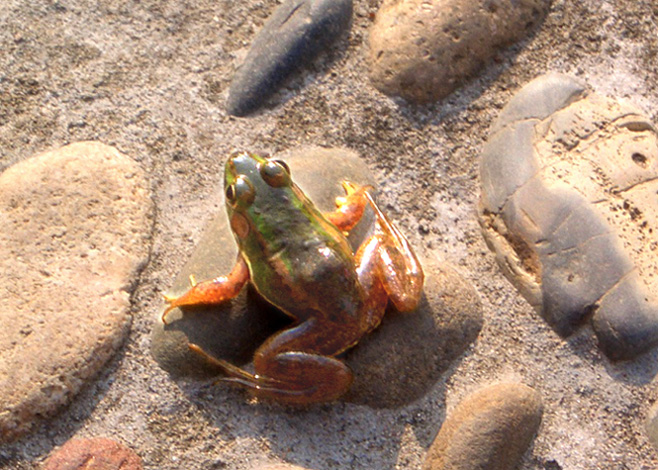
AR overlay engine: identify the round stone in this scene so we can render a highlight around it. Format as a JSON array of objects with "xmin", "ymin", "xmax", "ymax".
[
  {"xmin": 0, "ymin": 142, "xmax": 153, "ymax": 442},
  {"xmin": 479, "ymin": 73, "xmax": 658, "ymax": 360},
  {"xmin": 43, "ymin": 437, "xmax": 143, "ymax": 470},
  {"xmin": 422, "ymin": 383, "xmax": 543, "ymax": 470},
  {"xmin": 368, "ymin": 0, "xmax": 551, "ymax": 104}
]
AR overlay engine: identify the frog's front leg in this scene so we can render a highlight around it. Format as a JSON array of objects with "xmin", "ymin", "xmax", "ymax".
[{"xmin": 161, "ymin": 255, "xmax": 249, "ymax": 324}]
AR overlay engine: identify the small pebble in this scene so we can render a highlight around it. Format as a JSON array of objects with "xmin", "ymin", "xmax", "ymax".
[
  {"xmin": 226, "ymin": 0, "xmax": 353, "ymax": 116},
  {"xmin": 368, "ymin": 0, "xmax": 551, "ymax": 104},
  {"xmin": 43, "ymin": 437, "xmax": 143, "ymax": 470},
  {"xmin": 422, "ymin": 383, "xmax": 543, "ymax": 470}
]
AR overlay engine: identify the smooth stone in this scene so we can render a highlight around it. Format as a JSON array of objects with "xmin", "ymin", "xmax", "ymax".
[
  {"xmin": 0, "ymin": 142, "xmax": 153, "ymax": 442},
  {"xmin": 345, "ymin": 257, "xmax": 482, "ymax": 408},
  {"xmin": 368, "ymin": 0, "xmax": 551, "ymax": 104},
  {"xmin": 226, "ymin": 0, "xmax": 353, "ymax": 116},
  {"xmin": 479, "ymin": 73, "xmax": 658, "ymax": 360},
  {"xmin": 43, "ymin": 437, "xmax": 143, "ymax": 470},
  {"xmin": 422, "ymin": 383, "xmax": 543, "ymax": 470},
  {"xmin": 151, "ymin": 147, "xmax": 376, "ymax": 378}
]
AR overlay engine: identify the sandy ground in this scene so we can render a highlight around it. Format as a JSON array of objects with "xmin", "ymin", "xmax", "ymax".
[{"xmin": 1, "ymin": 0, "xmax": 658, "ymax": 469}]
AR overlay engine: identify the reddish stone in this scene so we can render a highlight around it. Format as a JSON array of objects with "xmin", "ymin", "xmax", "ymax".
[{"xmin": 43, "ymin": 438, "xmax": 143, "ymax": 470}]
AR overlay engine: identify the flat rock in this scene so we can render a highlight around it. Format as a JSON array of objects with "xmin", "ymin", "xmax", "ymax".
[
  {"xmin": 368, "ymin": 0, "xmax": 551, "ymax": 104},
  {"xmin": 226, "ymin": 0, "xmax": 353, "ymax": 116},
  {"xmin": 252, "ymin": 465, "xmax": 314, "ymax": 470},
  {"xmin": 479, "ymin": 73, "xmax": 658, "ymax": 360},
  {"xmin": 43, "ymin": 437, "xmax": 143, "ymax": 470},
  {"xmin": 0, "ymin": 142, "xmax": 153, "ymax": 442},
  {"xmin": 422, "ymin": 383, "xmax": 543, "ymax": 470},
  {"xmin": 152, "ymin": 146, "xmax": 481, "ymax": 407}
]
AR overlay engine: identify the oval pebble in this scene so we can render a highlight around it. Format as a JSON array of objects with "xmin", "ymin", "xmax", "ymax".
[
  {"xmin": 226, "ymin": 0, "xmax": 353, "ymax": 116},
  {"xmin": 43, "ymin": 437, "xmax": 143, "ymax": 470},
  {"xmin": 479, "ymin": 73, "xmax": 658, "ymax": 360},
  {"xmin": 422, "ymin": 383, "xmax": 543, "ymax": 470},
  {"xmin": 0, "ymin": 142, "xmax": 153, "ymax": 442},
  {"xmin": 368, "ymin": 0, "xmax": 551, "ymax": 104}
]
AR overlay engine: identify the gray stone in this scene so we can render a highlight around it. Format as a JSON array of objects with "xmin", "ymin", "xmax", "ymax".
[
  {"xmin": 367, "ymin": 0, "xmax": 551, "ymax": 104},
  {"xmin": 479, "ymin": 73, "xmax": 658, "ymax": 360},
  {"xmin": 422, "ymin": 383, "xmax": 543, "ymax": 470},
  {"xmin": 226, "ymin": 0, "xmax": 353, "ymax": 116},
  {"xmin": 344, "ymin": 257, "xmax": 482, "ymax": 408},
  {"xmin": 0, "ymin": 142, "xmax": 153, "ymax": 442}
]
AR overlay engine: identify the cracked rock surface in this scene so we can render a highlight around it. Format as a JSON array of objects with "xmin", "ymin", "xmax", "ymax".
[{"xmin": 479, "ymin": 73, "xmax": 658, "ymax": 360}]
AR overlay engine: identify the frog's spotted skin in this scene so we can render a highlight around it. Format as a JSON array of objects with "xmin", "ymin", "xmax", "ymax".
[{"xmin": 163, "ymin": 152, "xmax": 423, "ymax": 404}]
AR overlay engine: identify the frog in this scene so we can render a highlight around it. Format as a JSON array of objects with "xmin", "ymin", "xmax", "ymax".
[{"xmin": 162, "ymin": 151, "xmax": 424, "ymax": 405}]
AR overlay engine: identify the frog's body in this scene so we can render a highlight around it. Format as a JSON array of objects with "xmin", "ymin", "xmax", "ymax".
[{"xmin": 163, "ymin": 152, "xmax": 424, "ymax": 404}]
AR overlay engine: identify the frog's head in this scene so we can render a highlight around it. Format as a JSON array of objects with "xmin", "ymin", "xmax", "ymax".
[{"xmin": 224, "ymin": 151, "xmax": 309, "ymax": 251}]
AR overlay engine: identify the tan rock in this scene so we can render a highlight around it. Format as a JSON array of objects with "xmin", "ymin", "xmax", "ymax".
[
  {"xmin": 0, "ymin": 142, "xmax": 153, "ymax": 442},
  {"xmin": 368, "ymin": 0, "xmax": 550, "ymax": 103},
  {"xmin": 43, "ymin": 437, "xmax": 143, "ymax": 470},
  {"xmin": 422, "ymin": 383, "xmax": 543, "ymax": 470}
]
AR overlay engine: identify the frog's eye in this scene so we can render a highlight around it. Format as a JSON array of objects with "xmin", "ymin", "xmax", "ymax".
[
  {"xmin": 260, "ymin": 159, "xmax": 291, "ymax": 188},
  {"xmin": 226, "ymin": 176, "xmax": 255, "ymax": 208}
]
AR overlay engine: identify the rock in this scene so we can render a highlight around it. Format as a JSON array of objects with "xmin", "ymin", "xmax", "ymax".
[
  {"xmin": 368, "ymin": 0, "xmax": 551, "ymax": 104},
  {"xmin": 345, "ymin": 257, "xmax": 482, "ymax": 408},
  {"xmin": 152, "ymin": 147, "xmax": 376, "ymax": 378},
  {"xmin": 646, "ymin": 402, "xmax": 658, "ymax": 452},
  {"xmin": 152, "ymin": 146, "xmax": 479, "ymax": 407},
  {"xmin": 252, "ymin": 464, "xmax": 314, "ymax": 470},
  {"xmin": 43, "ymin": 437, "xmax": 143, "ymax": 470},
  {"xmin": 0, "ymin": 142, "xmax": 153, "ymax": 442},
  {"xmin": 422, "ymin": 383, "xmax": 543, "ymax": 470},
  {"xmin": 226, "ymin": 0, "xmax": 353, "ymax": 116},
  {"xmin": 479, "ymin": 73, "xmax": 658, "ymax": 360}
]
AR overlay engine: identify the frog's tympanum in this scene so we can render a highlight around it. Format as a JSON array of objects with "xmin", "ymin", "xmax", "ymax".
[{"xmin": 163, "ymin": 152, "xmax": 424, "ymax": 404}]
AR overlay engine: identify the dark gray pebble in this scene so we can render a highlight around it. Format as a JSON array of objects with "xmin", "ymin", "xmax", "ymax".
[{"xmin": 226, "ymin": 0, "xmax": 353, "ymax": 116}]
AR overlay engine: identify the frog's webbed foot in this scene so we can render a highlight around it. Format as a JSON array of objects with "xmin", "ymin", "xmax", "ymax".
[
  {"xmin": 325, "ymin": 181, "xmax": 374, "ymax": 232},
  {"xmin": 161, "ymin": 257, "xmax": 249, "ymax": 324},
  {"xmin": 189, "ymin": 343, "xmax": 353, "ymax": 405}
]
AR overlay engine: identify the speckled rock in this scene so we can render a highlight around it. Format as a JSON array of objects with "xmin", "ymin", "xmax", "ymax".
[
  {"xmin": 646, "ymin": 402, "xmax": 658, "ymax": 452},
  {"xmin": 252, "ymin": 464, "xmax": 314, "ymax": 470},
  {"xmin": 226, "ymin": 0, "xmax": 353, "ymax": 116},
  {"xmin": 479, "ymin": 73, "xmax": 658, "ymax": 360},
  {"xmin": 43, "ymin": 437, "xmax": 143, "ymax": 470},
  {"xmin": 422, "ymin": 383, "xmax": 543, "ymax": 470},
  {"xmin": 0, "ymin": 142, "xmax": 153, "ymax": 442},
  {"xmin": 152, "ymin": 146, "xmax": 482, "ymax": 407},
  {"xmin": 368, "ymin": 0, "xmax": 551, "ymax": 104}
]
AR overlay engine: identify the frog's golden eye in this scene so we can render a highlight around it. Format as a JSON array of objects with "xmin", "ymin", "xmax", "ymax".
[
  {"xmin": 260, "ymin": 159, "xmax": 291, "ymax": 188},
  {"xmin": 226, "ymin": 176, "xmax": 255, "ymax": 208}
]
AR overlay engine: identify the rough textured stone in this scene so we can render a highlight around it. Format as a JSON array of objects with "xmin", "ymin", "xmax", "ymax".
[
  {"xmin": 646, "ymin": 402, "xmax": 658, "ymax": 452},
  {"xmin": 252, "ymin": 465, "xmax": 314, "ymax": 470},
  {"xmin": 368, "ymin": 0, "xmax": 551, "ymax": 104},
  {"xmin": 0, "ymin": 142, "xmax": 153, "ymax": 442},
  {"xmin": 226, "ymin": 0, "xmax": 353, "ymax": 116},
  {"xmin": 43, "ymin": 437, "xmax": 143, "ymax": 470},
  {"xmin": 479, "ymin": 73, "xmax": 658, "ymax": 360},
  {"xmin": 422, "ymin": 383, "xmax": 543, "ymax": 470}
]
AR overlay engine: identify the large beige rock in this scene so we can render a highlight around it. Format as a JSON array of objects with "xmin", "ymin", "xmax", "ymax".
[
  {"xmin": 0, "ymin": 142, "xmax": 153, "ymax": 442},
  {"xmin": 368, "ymin": 0, "xmax": 551, "ymax": 103}
]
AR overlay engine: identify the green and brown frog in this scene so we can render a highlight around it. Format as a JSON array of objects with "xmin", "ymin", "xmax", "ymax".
[{"xmin": 163, "ymin": 151, "xmax": 424, "ymax": 404}]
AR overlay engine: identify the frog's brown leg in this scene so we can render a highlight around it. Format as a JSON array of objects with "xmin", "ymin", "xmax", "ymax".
[
  {"xmin": 189, "ymin": 319, "xmax": 355, "ymax": 405},
  {"xmin": 363, "ymin": 191, "xmax": 424, "ymax": 312},
  {"xmin": 324, "ymin": 181, "xmax": 374, "ymax": 232},
  {"xmin": 161, "ymin": 255, "xmax": 249, "ymax": 324},
  {"xmin": 351, "ymin": 191, "xmax": 424, "ymax": 335}
]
